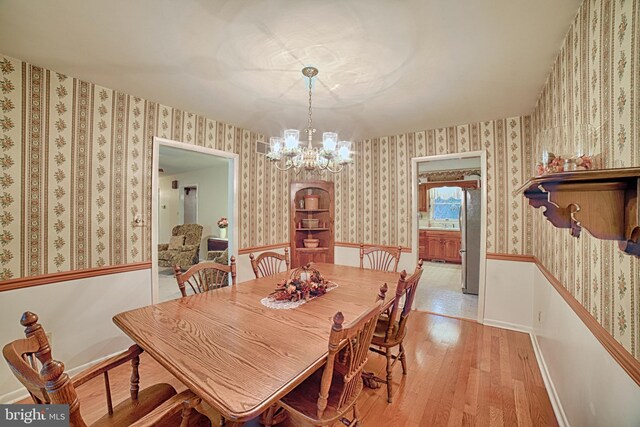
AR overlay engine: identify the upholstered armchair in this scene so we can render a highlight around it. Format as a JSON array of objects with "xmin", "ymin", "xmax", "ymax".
[{"xmin": 158, "ymin": 224, "xmax": 204, "ymax": 269}]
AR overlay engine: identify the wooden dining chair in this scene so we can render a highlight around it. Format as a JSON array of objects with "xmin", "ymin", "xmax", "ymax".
[
  {"xmin": 263, "ymin": 301, "xmax": 383, "ymax": 427},
  {"xmin": 371, "ymin": 259, "xmax": 424, "ymax": 403},
  {"xmin": 174, "ymin": 256, "xmax": 236, "ymax": 297},
  {"xmin": 359, "ymin": 243, "xmax": 402, "ymax": 272},
  {"xmin": 249, "ymin": 248, "xmax": 290, "ymax": 278},
  {"xmin": 3, "ymin": 311, "xmax": 210, "ymax": 426}
]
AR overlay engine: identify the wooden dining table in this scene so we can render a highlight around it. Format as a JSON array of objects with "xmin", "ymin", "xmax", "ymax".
[{"xmin": 113, "ymin": 263, "xmax": 400, "ymax": 423}]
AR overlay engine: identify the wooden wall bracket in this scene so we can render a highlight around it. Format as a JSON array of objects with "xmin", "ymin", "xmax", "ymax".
[{"xmin": 515, "ymin": 168, "xmax": 640, "ymax": 257}]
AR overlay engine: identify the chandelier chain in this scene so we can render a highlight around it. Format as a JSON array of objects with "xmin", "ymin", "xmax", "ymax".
[{"xmin": 307, "ymin": 73, "xmax": 314, "ymax": 145}]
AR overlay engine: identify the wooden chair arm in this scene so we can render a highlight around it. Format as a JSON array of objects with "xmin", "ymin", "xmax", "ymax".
[
  {"xmin": 128, "ymin": 390, "xmax": 201, "ymax": 427},
  {"xmin": 72, "ymin": 344, "xmax": 143, "ymax": 388}
]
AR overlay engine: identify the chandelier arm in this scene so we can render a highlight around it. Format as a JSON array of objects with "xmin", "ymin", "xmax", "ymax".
[
  {"xmin": 274, "ymin": 160, "xmax": 293, "ymax": 171},
  {"xmin": 324, "ymin": 162, "xmax": 344, "ymax": 174}
]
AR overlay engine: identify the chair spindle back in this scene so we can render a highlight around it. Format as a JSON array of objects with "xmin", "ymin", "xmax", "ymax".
[
  {"xmin": 249, "ymin": 248, "xmax": 290, "ymax": 278},
  {"xmin": 174, "ymin": 256, "xmax": 237, "ymax": 297},
  {"xmin": 359, "ymin": 244, "xmax": 402, "ymax": 272},
  {"xmin": 3, "ymin": 312, "xmax": 86, "ymax": 426},
  {"xmin": 387, "ymin": 259, "xmax": 423, "ymax": 341},
  {"xmin": 316, "ymin": 300, "xmax": 383, "ymax": 419}
]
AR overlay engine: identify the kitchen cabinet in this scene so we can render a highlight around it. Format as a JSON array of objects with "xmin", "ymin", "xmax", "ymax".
[
  {"xmin": 418, "ymin": 229, "xmax": 461, "ymax": 263},
  {"xmin": 418, "ymin": 184, "xmax": 428, "ymax": 212}
]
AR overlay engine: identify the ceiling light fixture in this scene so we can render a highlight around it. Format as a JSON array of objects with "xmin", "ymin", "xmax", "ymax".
[{"xmin": 266, "ymin": 67, "xmax": 353, "ymax": 173}]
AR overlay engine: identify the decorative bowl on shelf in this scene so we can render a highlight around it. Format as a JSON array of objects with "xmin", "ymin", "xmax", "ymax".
[
  {"xmin": 301, "ymin": 218, "xmax": 320, "ymax": 228},
  {"xmin": 303, "ymin": 238, "xmax": 320, "ymax": 248}
]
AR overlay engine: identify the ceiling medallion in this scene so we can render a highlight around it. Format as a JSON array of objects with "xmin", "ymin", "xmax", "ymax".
[{"xmin": 266, "ymin": 67, "xmax": 353, "ymax": 174}]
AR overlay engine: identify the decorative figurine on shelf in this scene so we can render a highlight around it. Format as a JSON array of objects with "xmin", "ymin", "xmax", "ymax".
[
  {"xmin": 536, "ymin": 151, "xmax": 594, "ymax": 175},
  {"xmin": 217, "ymin": 217, "xmax": 228, "ymax": 239}
]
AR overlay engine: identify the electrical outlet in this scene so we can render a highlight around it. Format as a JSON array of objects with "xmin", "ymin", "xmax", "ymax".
[{"xmin": 45, "ymin": 331, "xmax": 53, "ymax": 345}]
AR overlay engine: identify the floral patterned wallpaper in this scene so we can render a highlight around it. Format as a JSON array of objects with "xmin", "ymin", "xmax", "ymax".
[
  {"xmin": 531, "ymin": 0, "xmax": 639, "ymax": 360},
  {"xmin": 301, "ymin": 116, "xmax": 533, "ymax": 255},
  {"xmin": 0, "ymin": 54, "xmax": 290, "ymax": 280}
]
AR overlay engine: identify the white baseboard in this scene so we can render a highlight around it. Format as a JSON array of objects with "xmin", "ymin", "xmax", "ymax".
[
  {"xmin": 482, "ymin": 318, "xmax": 532, "ymax": 334},
  {"xmin": 0, "ymin": 349, "xmax": 125, "ymax": 404},
  {"xmin": 529, "ymin": 332, "xmax": 569, "ymax": 427}
]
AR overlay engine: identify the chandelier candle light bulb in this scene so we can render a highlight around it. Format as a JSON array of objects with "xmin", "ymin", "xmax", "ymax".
[{"xmin": 266, "ymin": 67, "xmax": 354, "ymax": 174}]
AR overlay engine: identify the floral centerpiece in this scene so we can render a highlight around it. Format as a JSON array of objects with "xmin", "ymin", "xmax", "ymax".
[{"xmin": 261, "ymin": 263, "xmax": 337, "ymax": 309}]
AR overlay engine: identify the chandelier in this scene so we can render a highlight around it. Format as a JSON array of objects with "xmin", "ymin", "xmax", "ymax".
[{"xmin": 266, "ymin": 67, "xmax": 353, "ymax": 173}]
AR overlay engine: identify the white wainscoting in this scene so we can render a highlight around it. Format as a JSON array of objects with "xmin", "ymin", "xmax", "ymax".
[
  {"xmin": 483, "ymin": 258, "xmax": 534, "ymax": 332},
  {"xmin": 0, "ymin": 269, "xmax": 152, "ymax": 403},
  {"xmin": 532, "ymin": 266, "xmax": 640, "ymax": 427}
]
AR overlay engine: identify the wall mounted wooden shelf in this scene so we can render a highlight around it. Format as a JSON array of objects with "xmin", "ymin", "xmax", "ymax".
[{"xmin": 515, "ymin": 168, "xmax": 640, "ymax": 257}]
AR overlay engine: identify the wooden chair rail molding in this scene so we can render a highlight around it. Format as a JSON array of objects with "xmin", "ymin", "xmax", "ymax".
[
  {"xmin": 238, "ymin": 242, "xmax": 289, "ymax": 255},
  {"xmin": 486, "ymin": 253, "xmax": 536, "ymax": 262},
  {"xmin": 488, "ymin": 252, "xmax": 640, "ymax": 386},
  {"xmin": 515, "ymin": 168, "xmax": 640, "ymax": 257},
  {"xmin": 336, "ymin": 241, "xmax": 412, "ymax": 253},
  {"xmin": 0, "ymin": 262, "xmax": 152, "ymax": 292}
]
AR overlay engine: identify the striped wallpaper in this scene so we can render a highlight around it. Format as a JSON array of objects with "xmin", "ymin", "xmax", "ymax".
[
  {"xmin": 302, "ymin": 116, "xmax": 533, "ymax": 256},
  {"xmin": 0, "ymin": 52, "xmax": 533, "ymax": 283},
  {"xmin": 531, "ymin": 0, "xmax": 639, "ymax": 360},
  {"xmin": 0, "ymin": 54, "xmax": 290, "ymax": 280}
]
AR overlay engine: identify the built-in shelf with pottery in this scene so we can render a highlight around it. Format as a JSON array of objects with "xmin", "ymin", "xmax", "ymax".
[
  {"xmin": 516, "ymin": 167, "xmax": 640, "ymax": 257},
  {"xmin": 290, "ymin": 181, "xmax": 335, "ymax": 267}
]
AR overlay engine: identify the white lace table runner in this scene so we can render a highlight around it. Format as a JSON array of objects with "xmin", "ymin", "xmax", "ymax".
[{"xmin": 260, "ymin": 282, "xmax": 338, "ymax": 310}]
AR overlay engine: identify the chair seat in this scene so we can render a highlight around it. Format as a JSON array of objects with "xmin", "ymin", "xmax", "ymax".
[
  {"xmin": 91, "ymin": 383, "xmax": 177, "ymax": 427},
  {"xmin": 371, "ymin": 316, "xmax": 403, "ymax": 347},
  {"xmin": 280, "ymin": 367, "xmax": 363, "ymax": 424}
]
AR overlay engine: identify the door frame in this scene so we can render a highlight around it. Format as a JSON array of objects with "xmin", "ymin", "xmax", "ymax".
[
  {"xmin": 410, "ymin": 150, "xmax": 488, "ymax": 324},
  {"xmin": 151, "ymin": 137, "xmax": 239, "ymax": 303}
]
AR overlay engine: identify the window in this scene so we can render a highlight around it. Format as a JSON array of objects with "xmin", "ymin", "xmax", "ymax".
[{"xmin": 429, "ymin": 187, "xmax": 462, "ymax": 220}]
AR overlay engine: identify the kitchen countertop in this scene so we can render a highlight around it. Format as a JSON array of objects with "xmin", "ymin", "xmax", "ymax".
[{"xmin": 419, "ymin": 227, "xmax": 460, "ymax": 232}]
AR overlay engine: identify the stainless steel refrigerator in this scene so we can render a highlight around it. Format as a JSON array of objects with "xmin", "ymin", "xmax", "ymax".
[{"xmin": 459, "ymin": 189, "xmax": 481, "ymax": 295}]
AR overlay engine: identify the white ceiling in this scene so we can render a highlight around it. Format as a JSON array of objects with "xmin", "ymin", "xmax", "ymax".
[{"xmin": 0, "ymin": 0, "xmax": 581, "ymax": 141}]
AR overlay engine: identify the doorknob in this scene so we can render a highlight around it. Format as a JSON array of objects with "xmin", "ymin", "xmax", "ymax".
[{"xmin": 459, "ymin": 249, "xmax": 466, "ymax": 254}]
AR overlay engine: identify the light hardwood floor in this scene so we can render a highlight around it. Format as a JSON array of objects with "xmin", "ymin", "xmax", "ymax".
[{"xmin": 28, "ymin": 312, "xmax": 556, "ymax": 426}]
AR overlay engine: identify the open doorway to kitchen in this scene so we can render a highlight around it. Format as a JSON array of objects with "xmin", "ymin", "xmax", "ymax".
[
  {"xmin": 152, "ymin": 137, "xmax": 238, "ymax": 303},
  {"xmin": 411, "ymin": 151, "xmax": 487, "ymax": 322}
]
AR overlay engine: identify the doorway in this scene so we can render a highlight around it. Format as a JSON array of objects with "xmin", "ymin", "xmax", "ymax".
[
  {"xmin": 152, "ymin": 137, "xmax": 239, "ymax": 303},
  {"xmin": 411, "ymin": 151, "xmax": 487, "ymax": 323},
  {"xmin": 183, "ymin": 186, "xmax": 198, "ymax": 224}
]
